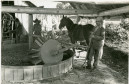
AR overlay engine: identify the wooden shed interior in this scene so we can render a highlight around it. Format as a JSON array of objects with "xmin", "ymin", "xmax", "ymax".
[{"xmin": 1, "ymin": 0, "xmax": 129, "ymax": 49}]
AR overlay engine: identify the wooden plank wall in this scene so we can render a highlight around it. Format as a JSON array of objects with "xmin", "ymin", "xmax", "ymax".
[{"xmin": 1, "ymin": 57, "xmax": 73, "ymax": 84}]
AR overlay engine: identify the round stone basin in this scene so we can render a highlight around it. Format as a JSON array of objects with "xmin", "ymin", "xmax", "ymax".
[{"xmin": 1, "ymin": 56, "xmax": 73, "ymax": 82}]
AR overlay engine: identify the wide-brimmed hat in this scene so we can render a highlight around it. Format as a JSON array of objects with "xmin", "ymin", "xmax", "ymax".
[
  {"xmin": 15, "ymin": 18, "xmax": 19, "ymax": 22},
  {"xmin": 33, "ymin": 18, "xmax": 41, "ymax": 23},
  {"xmin": 96, "ymin": 16, "xmax": 103, "ymax": 22}
]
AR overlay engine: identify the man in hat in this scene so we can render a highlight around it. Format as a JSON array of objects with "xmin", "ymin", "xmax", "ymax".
[
  {"xmin": 33, "ymin": 18, "xmax": 41, "ymax": 36},
  {"xmin": 86, "ymin": 16, "xmax": 105, "ymax": 69}
]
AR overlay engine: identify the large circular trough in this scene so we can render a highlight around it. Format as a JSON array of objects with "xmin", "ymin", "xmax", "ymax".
[{"xmin": 1, "ymin": 56, "xmax": 73, "ymax": 83}]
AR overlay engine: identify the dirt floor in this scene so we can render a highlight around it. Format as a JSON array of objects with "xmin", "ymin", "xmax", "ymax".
[
  {"xmin": 2, "ymin": 43, "xmax": 30, "ymax": 66},
  {"xmin": 1, "ymin": 41, "xmax": 128, "ymax": 84},
  {"xmin": 102, "ymin": 43, "xmax": 128, "ymax": 84}
]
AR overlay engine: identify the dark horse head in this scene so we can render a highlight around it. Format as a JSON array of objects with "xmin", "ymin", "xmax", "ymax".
[
  {"xmin": 59, "ymin": 15, "xmax": 74, "ymax": 31},
  {"xmin": 59, "ymin": 15, "xmax": 95, "ymax": 46}
]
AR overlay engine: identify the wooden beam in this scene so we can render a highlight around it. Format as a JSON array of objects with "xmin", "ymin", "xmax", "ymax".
[
  {"xmin": 2, "ymin": 6, "xmax": 97, "ymax": 15},
  {"xmin": 29, "ymin": 14, "xmax": 33, "ymax": 50},
  {"xmin": 55, "ymin": 0, "xmax": 129, "ymax": 5},
  {"xmin": 78, "ymin": 14, "xmax": 98, "ymax": 17},
  {"xmin": 99, "ymin": 5, "xmax": 129, "ymax": 16},
  {"xmin": 104, "ymin": 14, "xmax": 129, "ymax": 20}
]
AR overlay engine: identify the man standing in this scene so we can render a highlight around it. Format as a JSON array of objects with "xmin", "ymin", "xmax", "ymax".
[
  {"xmin": 86, "ymin": 17, "xmax": 105, "ymax": 69},
  {"xmin": 33, "ymin": 18, "xmax": 41, "ymax": 36}
]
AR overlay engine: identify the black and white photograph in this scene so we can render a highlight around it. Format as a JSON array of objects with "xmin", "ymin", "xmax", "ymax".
[{"xmin": 1, "ymin": 0, "xmax": 129, "ymax": 84}]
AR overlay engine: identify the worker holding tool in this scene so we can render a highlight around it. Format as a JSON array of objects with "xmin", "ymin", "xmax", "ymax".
[{"xmin": 86, "ymin": 17, "xmax": 105, "ymax": 69}]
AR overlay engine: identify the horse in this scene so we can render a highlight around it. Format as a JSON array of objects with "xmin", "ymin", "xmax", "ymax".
[{"xmin": 59, "ymin": 16, "xmax": 95, "ymax": 47}]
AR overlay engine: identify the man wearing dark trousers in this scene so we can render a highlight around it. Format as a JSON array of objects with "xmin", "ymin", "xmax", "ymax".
[{"xmin": 86, "ymin": 17, "xmax": 105, "ymax": 69}]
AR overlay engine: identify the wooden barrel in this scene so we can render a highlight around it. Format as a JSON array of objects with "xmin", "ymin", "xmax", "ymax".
[{"xmin": 1, "ymin": 57, "xmax": 73, "ymax": 84}]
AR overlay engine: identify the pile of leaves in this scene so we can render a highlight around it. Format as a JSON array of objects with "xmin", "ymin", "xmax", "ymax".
[{"xmin": 105, "ymin": 23, "xmax": 128, "ymax": 43}]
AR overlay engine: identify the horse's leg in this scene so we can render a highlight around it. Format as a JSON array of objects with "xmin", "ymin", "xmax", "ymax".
[
  {"xmin": 86, "ymin": 38, "xmax": 90, "ymax": 46},
  {"xmin": 83, "ymin": 34, "xmax": 91, "ymax": 60},
  {"xmin": 84, "ymin": 33, "xmax": 93, "ymax": 46},
  {"xmin": 71, "ymin": 41, "xmax": 76, "ymax": 53},
  {"xmin": 70, "ymin": 36, "xmax": 76, "ymax": 56}
]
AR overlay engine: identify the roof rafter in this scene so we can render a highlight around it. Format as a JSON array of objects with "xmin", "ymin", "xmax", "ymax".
[
  {"xmin": 23, "ymin": 1, "xmax": 37, "ymax": 7},
  {"xmin": 80, "ymin": 4, "xmax": 88, "ymax": 9},
  {"xmin": 73, "ymin": 3, "xmax": 82, "ymax": 9},
  {"xmin": 69, "ymin": 3, "xmax": 77, "ymax": 9}
]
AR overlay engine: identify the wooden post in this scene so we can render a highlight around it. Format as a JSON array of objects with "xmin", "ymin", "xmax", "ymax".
[
  {"xmin": 1, "ymin": 20, "xmax": 3, "ymax": 44},
  {"xmin": 11, "ymin": 21, "xmax": 14, "ymax": 43},
  {"xmin": 29, "ymin": 14, "xmax": 33, "ymax": 50}
]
